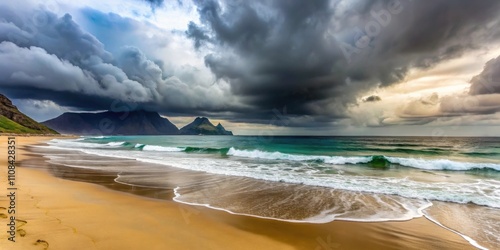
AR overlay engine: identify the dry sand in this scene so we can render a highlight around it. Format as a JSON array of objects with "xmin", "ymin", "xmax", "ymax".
[{"xmin": 0, "ymin": 136, "xmax": 475, "ymax": 249}]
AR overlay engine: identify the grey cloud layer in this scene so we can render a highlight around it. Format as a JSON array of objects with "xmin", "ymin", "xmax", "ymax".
[
  {"xmin": 0, "ymin": 4, "xmax": 237, "ymax": 118},
  {"xmin": 188, "ymin": 0, "xmax": 500, "ymax": 125},
  {"xmin": 1, "ymin": 0, "xmax": 500, "ymax": 127},
  {"xmin": 0, "ymin": 9, "xmax": 155, "ymax": 107}
]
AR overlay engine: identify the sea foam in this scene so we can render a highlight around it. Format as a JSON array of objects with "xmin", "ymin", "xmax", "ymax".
[
  {"xmin": 227, "ymin": 148, "xmax": 500, "ymax": 171},
  {"xmin": 142, "ymin": 145, "xmax": 185, "ymax": 152},
  {"xmin": 227, "ymin": 147, "xmax": 371, "ymax": 164}
]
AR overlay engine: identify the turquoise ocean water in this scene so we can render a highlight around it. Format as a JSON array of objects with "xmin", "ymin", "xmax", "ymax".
[{"xmin": 41, "ymin": 136, "xmax": 499, "ymax": 249}]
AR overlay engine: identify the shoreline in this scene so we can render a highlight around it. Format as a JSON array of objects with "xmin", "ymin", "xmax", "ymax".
[{"xmin": 0, "ymin": 136, "xmax": 477, "ymax": 249}]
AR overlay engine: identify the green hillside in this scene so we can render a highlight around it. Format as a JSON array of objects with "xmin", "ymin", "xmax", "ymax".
[
  {"xmin": 0, "ymin": 115, "xmax": 43, "ymax": 134},
  {"xmin": 0, "ymin": 94, "xmax": 59, "ymax": 134}
]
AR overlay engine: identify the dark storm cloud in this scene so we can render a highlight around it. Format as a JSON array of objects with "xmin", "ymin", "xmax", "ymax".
[
  {"xmin": 0, "ymin": 41, "xmax": 149, "ymax": 107},
  {"xmin": 0, "ymin": 5, "xmax": 239, "ymax": 119},
  {"xmin": 2, "ymin": 1, "xmax": 500, "ymax": 127},
  {"xmin": 0, "ymin": 8, "xmax": 113, "ymax": 63},
  {"xmin": 186, "ymin": 21, "xmax": 210, "ymax": 49},
  {"xmin": 470, "ymin": 55, "xmax": 500, "ymax": 95},
  {"xmin": 0, "ymin": 7, "xmax": 153, "ymax": 109},
  {"xmin": 363, "ymin": 95, "xmax": 381, "ymax": 102},
  {"xmin": 188, "ymin": 0, "xmax": 500, "ymax": 125}
]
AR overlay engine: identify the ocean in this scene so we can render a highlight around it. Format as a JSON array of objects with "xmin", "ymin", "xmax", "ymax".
[{"xmin": 38, "ymin": 136, "xmax": 499, "ymax": 249}]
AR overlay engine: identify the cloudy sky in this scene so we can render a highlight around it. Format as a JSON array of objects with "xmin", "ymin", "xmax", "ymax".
[{"xmin": 1, "ymin": 0, "xmax": 500, "ymax": 136}]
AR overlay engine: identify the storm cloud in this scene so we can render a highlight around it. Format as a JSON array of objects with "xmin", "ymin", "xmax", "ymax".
[
  {"xmin": 470, "ymin": 55, "xmax": 500, "ymax": 95},
  {"xmin": 1, "ymin": 0, "xmax": 500, "ymax": 129},
  {"xmin": 188, "ymin": 0, "xmax": 500, "ymax": 125},
  {"xmin": 363, "ymin": 95, "xmax": 382, "ymax": 102},
  {"xmin": 0, "ymin": 4, "xmax": 238, "ymax": 119}
]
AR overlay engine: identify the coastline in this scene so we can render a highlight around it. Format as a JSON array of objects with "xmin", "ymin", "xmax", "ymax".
[{"xmin": 0, "ymin": 136, "xmax": 476, "ymax": 249}]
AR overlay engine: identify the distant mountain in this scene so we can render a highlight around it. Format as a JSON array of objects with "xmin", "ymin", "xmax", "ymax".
[
  {"xmin": 43, "ymin": 110, "xmax": 179, "ymax": 135},
  {"xmin": 179, "ymin": 117, "xmax": 233, "ymax": 135},
  {"xmin": 0, "ymin": 94, "xmax": 58, "ymax": 134}
]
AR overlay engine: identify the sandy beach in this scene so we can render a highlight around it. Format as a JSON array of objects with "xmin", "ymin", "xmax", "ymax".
[{"xmin": 0, "ymin": 136, "xmax": 476, "ymax": 249}]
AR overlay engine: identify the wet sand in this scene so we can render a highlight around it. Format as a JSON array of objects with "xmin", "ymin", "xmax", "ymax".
[{"xmin": 0, "ymin": 136, "xmax": 476, "ymax": 249}]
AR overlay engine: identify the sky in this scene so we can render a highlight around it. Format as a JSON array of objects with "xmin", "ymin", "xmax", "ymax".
[{"xmin": 1, "ymin": 0, "xmax": 500, "ymax": 136}]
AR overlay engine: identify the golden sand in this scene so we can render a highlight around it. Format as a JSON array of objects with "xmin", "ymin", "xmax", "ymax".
[{"xmin": 0, "ymin": 136, "xmax": 475, "ymax": 249}]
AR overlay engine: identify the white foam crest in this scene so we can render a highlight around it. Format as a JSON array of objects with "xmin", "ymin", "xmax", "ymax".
[
  {"xmin": 134, "ymin": 143, "xmax": 145, "ymax": 148},
  {"xmin": 106, "ymin": 141, "xmax": 126, "ymax": 147},
  {"xmin": 48, "ymin": 139, "xmax": 109, "ymax": 148},
  {"xmin": 90, "ymin": 136, "xmax": 109, "ymax": 139},
  {"xmin": 323, "ymin": 156, "xmax": 372, "ymax": 164},
  {"xmin": 48, "ymin": 139, "xmax": 126, "ymax": 149},
  {"xmin": 227, "ymin": 147, "xmax": 371, "ymax": 164},
  {"xmin": 142, "ymin": 145, "xmax": 185, "ymax": 152},
  {"xmin": 227, "ymin": 148, "xmax": 500, "ymax": 171},
  {"xmin": 386, "ymin": 156, "xmax": 500, "ymax": 171}
]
